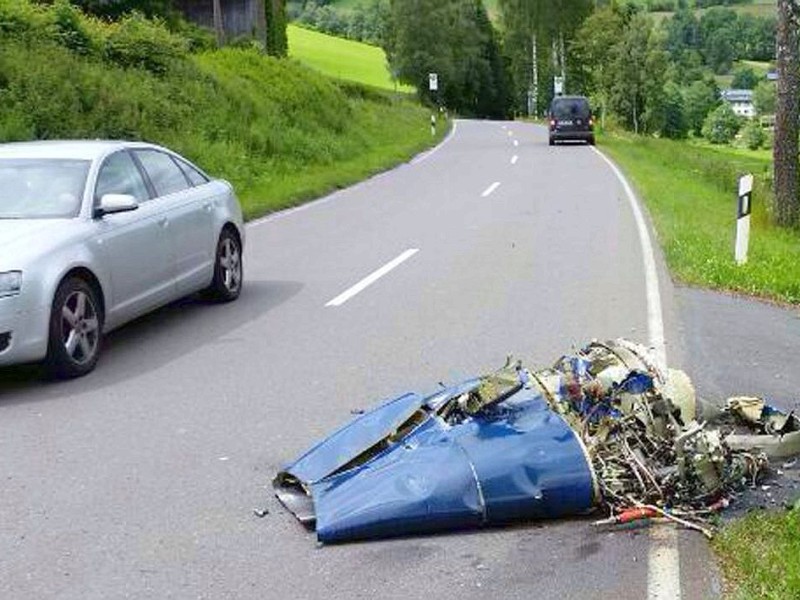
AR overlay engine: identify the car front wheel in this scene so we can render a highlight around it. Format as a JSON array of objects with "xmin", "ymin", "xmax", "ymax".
[
  {"xmin": 208, "ymin": 228, "xmax": 243, "ymax": 302},
  {"xmin": 45, "ymin": 277, "xmax": 103, "ymax": 379}
]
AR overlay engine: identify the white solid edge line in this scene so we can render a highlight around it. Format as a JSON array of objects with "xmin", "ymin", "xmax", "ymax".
[
  {"xmin": 410, "ymin": 120, "xmax": 460, "ymax": 165},
  {"xmin": 325, "ymin": 249, "xmax": 419, "ymax": 307},
  {"xmin": 590, "ymin": 145, "xmax": 677, "ymax": 600},
  {"xmin": 481, "ymin": 182, "xmax": 501, "ymax": 198},
  {"xmin": 511, "ymin": 155, "xmax": 519, "ymax": 165},
  {"xmin": 249, "ymin": 122, "xmax": 460, "ymax": 228}
]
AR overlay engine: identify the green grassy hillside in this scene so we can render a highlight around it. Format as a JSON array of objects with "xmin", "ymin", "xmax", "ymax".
[
  {"xmin": 325, "ymin": 0, "xmax": 499, "ymax": 21},
  {"xmin": 0, "ymin": 1, "xmax": 441, "ymax": 218},
  {"xmin": 288, "ymin": 24, "xmax": 412, "ymax": 92},
  {"xmin": 644, "ymin": 0, "xmax": 776, "ymax": 21}
]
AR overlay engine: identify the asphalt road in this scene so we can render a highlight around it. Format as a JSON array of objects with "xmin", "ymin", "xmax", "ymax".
[{"xmin": 1, "ymin": 121, "xmax": 721, "ymax": 599}]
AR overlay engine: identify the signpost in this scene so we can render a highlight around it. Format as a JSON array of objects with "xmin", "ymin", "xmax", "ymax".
[
  {"xmin": 554, "ymin": 76, "xmax": 564, "ymax": 96},
  {"xmin": 735, "ymin": 174, "xmax": 753, "ymax": 265}
]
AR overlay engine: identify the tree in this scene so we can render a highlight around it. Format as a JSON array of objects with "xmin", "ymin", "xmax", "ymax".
[
  {"xmin": 773, "ymin": 0, "xmax": 799, "ymax": 227},
  {"xmin": 660, "ymin": 81, "xmax": 688, "ymax": 139},
  {"xmin": 741, "ymin": 119, "xmax": 766, "ymax": 150},
  {"xmin": 698, "ymin": 7, "xmax": 738, "ymax": 73},
  {"xmin": 753, "ymin": 80, "xmax": 777, "ymax": 115},
  {"xmin": 683, "ymin": 78, "xmax": 719, "ymax": 135},
  {"xmin": 731, "ymin": 66, "xmax": 759, "ymax": 89},
  {"xmin": 572, "ymin": 4, "xmax": 627, "ymax": 127},
  {"xmin": 702, "ymin": 103, "xmax": 740, "ymax": 144},
  {"xmin": 704, "ymin": 27, "xmax": 736, "ymax": 73},
  {"xmin": 608, "ymin": 14, "xmax": 665, "ymax": 134},
  {"xmin": 664, "ymin": 8, "xmax": 699, "ymax": 60},
  {"xmin": 71, "ymin": 0, "xmax": 174, "ymax": 20},
  {"xmin": 498, "ymin": 0, "xmax": 593, "ymax": 116},
  {"xmin": 384, "ymin": 0, "xmax": 510, "ymax": 118},
  {"xmin": 266, "ymin": 0, "xmax": 288, "ymax": 56}
]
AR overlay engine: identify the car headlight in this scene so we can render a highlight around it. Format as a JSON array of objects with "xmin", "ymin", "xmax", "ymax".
[{"xmin": 0, "ymin": 271, "xmax": 22, "ymax": 298}]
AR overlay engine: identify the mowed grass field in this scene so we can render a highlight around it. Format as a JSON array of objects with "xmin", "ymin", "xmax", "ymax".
[{"xmin": 288, "ymin": 24, "xmax": 413, "ymax": 92}]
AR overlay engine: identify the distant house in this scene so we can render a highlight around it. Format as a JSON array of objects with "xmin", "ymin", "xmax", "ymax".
[
  {"xmin": 766, "ymin": 71, "xmax": 779, "ymax": 82},
  {"xmin": 720, "ymin": 89, "xmax": 755, "ymax": 118},
  {"xmin": 174, "ymin": 0, "xmax": 266, "ymax": 43}
]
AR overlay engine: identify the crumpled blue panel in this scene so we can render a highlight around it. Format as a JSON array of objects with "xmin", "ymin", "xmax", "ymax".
[
  {"xmin": 285, "ymin": 392, "xmax": 424, "ymax": 484},
  {"xmin": 312, "ymin": 420, "xmax": 484, "ymax": 543},
  {"xmin": 454, "ymin": 394, "xmax": 596, "ymax": 523},
  {"xmin": 276, "ymin": 383, "xmax": 596, "ymax": 543}
]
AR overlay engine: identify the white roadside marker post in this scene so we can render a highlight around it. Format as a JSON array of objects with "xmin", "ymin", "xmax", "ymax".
[
  {"xmin": 429, "ymin": 73, "xmax": 438, "ymax": 136},
  {"xmin": 735, "ymin": 174, "xmax": 753, "ymax": 265}
]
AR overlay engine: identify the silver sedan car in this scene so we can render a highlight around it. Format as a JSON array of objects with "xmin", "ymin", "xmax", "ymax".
[{"xmin": 0, "ymin": 140, "xmax": 244, "ymax": 378}]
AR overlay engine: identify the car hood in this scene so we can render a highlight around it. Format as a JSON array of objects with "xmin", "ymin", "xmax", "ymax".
[{"xmin": 0, "ymin": 219, "xmax": 84, "ymax": 269}]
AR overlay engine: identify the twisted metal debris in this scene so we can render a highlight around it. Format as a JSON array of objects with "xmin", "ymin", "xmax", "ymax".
[
  {"xmin": 533, "ymin": 339, "xmax": 797, "ymax": 537},
  {"xmin": 274, "ymin": 338, "xmax": 800, "ymax": 542}
]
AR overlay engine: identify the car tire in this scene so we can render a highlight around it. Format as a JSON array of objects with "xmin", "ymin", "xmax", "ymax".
[
  {"xmin": 588, "ymin": 136, "xmax": 596, "ymax": 146},
  {"xmin": 548, "ymin": 137, "xmax": 555, "ymax": 146},
  {"xmin": 207, "ymin": 228, "xmax": 243, "ymax": 302},
  {"xmin": 45, "ymin": 277, "xmax": 103, "ymax": 379}
]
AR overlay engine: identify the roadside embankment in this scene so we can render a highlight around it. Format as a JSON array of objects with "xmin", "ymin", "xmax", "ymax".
[{"xmin": 0, "ymin": 0, "xmax": 444, "ymax": 220}]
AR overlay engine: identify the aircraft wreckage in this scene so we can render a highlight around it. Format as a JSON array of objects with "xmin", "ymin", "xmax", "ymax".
[{"xmin": 273, "ymin": 339, "xmax": 800, "ymax": 543}]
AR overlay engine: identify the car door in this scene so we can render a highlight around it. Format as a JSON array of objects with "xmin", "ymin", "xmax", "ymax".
[
  {"xmin": 93, "ymin": 150, "xmax": 176, "ymax": 328},
  {"xmin": 132, "ymin": 149, "xmax": 214, "ymax": 296}
]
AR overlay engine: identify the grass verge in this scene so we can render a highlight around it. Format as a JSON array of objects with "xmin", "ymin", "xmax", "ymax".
[
  {"xmin": 599, "ymin": 131, "xmax": 800, "ymax": 304},
  {"xmin": 0, "ymin": 0, "xmax": 444, "ymax": 221},
  {"xmin": 713, "ymin": 508, "xmax": 800, "ymax": 599}
]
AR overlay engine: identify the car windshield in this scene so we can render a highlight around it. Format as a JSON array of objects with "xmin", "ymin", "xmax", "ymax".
[
  {"xmin": 0, "ymin": 158, "xmax": 90, "ymax": 219},
  {"xmin": 552, "ymin": 99, "xmax": 590, "ymax": 119}
]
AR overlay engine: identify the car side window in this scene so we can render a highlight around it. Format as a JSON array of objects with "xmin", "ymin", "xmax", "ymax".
[
  {"xmin": 94, "ymin": 151, "xmax": 150, "ymax": 203},
  {"xmin": 133, "ymin": 150, "xmax": 190, "ymax": 197},
  {"xmin": 176, "ymin": 158, "xmax": 210, "ymax": 187}
]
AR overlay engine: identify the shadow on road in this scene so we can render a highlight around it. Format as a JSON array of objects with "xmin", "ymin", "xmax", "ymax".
[{"xmin": 0, "ymin": 279, "xmax": 303, "ymax": 404}]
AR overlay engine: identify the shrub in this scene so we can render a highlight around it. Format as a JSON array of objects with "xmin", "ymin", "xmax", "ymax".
[
  {"xmin": 702, "ymin": 103, "xmax": 740, "ymax": 144},
  {"xmin": 0, "ymin": 0, "xmax": 41, "ymax": 36},
  {"xmin": 730, "ymin": 66, "xmax": 759, "ymax": 90},
  {"xmin": 740, "ymin": 119, "xmax": 766, "ymax": 150},
  {"xmin": 104, "ymin": 12, "xmax": 186, "ymax": 75},
  {"xmin": 51, "ymin": 0, "xmax": 95, "ymax": 55}
]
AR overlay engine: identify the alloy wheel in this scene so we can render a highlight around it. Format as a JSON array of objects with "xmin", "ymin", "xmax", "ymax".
[
  {"xmin": 60, "ymin": 290, "xmax": 100, "ymax": 365},
  {"xmin": 219, "ymin": 237, "xmax": 242, "ymax": 294}
]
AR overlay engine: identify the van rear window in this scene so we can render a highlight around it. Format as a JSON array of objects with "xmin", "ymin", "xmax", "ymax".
[{"xmin": 551, "ymin": 99, "xmax": 590, "ymax": 119}]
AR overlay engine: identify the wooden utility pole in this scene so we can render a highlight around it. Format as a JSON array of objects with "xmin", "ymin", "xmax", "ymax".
[
  {"xmin": 773, "ymin": 0, "xmax": 799, "ymax": 227},
  {"xmin": 212, "ymin": 0, "xmax": 225, "ymax": 48}
]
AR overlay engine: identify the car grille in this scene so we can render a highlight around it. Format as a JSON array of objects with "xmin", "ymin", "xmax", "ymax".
[{"xmin": 0, "ymin": 332, "xmax": 10, "ymax": 353}]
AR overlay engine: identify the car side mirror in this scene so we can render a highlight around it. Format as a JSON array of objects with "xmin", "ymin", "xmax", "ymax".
[{"xmin": 96, "ymin": 194, "xmax": 138, "ymax": 217}]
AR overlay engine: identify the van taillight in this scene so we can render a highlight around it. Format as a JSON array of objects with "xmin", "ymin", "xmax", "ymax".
[
  {"xmin": 550, "ymin": 119, "xmax": 557, "ymax": 128},
  {"xmin": 589, "ymin": 117, "xmax": 594, "ymax": 127}
]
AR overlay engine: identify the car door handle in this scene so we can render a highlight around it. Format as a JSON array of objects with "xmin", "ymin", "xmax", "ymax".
[
  {"xmin": 203, "ymin": 202, "xmax": 213, "ymax": 212},
  {"xmin": 158, "ymin": 217, "xmax": 169, "ymax": 228}
]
